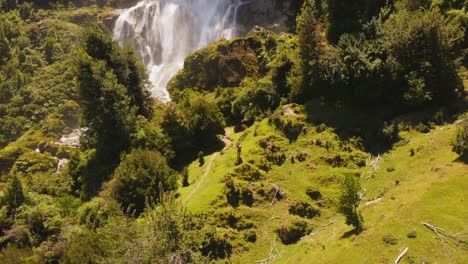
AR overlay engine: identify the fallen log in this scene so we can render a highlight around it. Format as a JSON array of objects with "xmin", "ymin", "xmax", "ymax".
[
  {"xmin": 308, "ymin": 220, "xmax": 336, "ymax": 237},
  {"xmin": 394, "ymin": 247, "xmax": 408, "ymax": 264},
  {"xmin": 256, "ymin": 237, "xmax": 281, "ymax": 263},
  {"xmin": 422, "ymin": 222, "xmax": 452, "ymax": 259}
]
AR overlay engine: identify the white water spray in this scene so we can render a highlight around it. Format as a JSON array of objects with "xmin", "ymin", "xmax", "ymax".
[{"xmin": 114, "ymin": 0, "xmax": 247, "ymax": 101}]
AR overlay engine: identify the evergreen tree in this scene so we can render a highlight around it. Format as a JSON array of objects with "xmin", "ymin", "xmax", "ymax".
[
  {"xmin": 75, "ymin": 25, "xmax": 152, "ymax": 199},
  {"xmin": 0, "ymin": 26, "xmax": 10, "ymax": 63},
  {"xmin": 107, "ymin": 149, "xmax": 178, "ymax": 216},
  {"xmin": 293, "ymin": 0, "xmax": 325, "ymax": 102},
  {"xmin": 2, "ymin": 175, "xmax": 26, "ymax": 216},
  {"xmin": 337, "ymin": 174, "xmax": 364, "ymax": 232},
  {"xmin": 326, "ymin": 0, "xmax": 367, "ymax": 44}
]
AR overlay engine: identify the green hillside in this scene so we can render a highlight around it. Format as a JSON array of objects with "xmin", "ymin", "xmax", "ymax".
[
  {"xmin": 0, "ymin": 0, "xmax": 467, "ymax": 263},
  {"xmin": 180, "ymin": 111, "xmax": 468, "ymax": 263}
]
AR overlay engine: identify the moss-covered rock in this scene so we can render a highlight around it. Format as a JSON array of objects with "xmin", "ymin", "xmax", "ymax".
[{"xmin": 168, "ymin": 28, "xmax": 280, "ymax": 97}]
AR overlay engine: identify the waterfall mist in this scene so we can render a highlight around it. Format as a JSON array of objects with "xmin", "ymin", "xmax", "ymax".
[{"xmin": 114, "ymin": 0, "xmax": 246, "ymax": 101}]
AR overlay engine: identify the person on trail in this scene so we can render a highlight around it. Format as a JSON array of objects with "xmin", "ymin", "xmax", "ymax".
[{"xmin": 237, "ymin": 143, "xmax": 242, "ymax": 159}]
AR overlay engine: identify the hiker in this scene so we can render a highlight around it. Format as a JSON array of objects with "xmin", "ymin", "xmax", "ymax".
[{"xmin": 237, "ymin": 143, "xmax": 242, "ymax": 159}]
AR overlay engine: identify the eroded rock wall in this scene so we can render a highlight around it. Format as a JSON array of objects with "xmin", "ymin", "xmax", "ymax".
[{"xmin": 237, "ymin": 0, "xmax": 293, "ymax": 34}]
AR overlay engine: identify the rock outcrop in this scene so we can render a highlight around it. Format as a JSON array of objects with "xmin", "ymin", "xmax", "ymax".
[{"xmin": 237, "ymin": 0, "xmax": 293, "ymax": 34}]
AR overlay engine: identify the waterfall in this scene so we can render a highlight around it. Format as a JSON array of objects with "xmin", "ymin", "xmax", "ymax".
[{"xmin": 114, "ymin": 0, "xmax": 247, "ymax": 101}]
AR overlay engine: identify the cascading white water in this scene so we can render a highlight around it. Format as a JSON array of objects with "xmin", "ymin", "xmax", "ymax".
[{"xmin": 114, "ymin": 0, "xmax": 247, "ymax": 101}]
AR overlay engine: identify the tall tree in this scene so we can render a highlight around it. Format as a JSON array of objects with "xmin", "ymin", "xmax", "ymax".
[
  {"xmin": 337, "ymin": 174, "xmax": 364, "ymax": 232},
  {"xmin": 292, "ymin": 0, "xmax": 326, "ymax": 102},
  {"xmin": 1, "ymin": 175, "xmax": 26, "ymax": 216},
  {"xmin": 326, "ymin": 0, "xmax": 367, "ymax": 44},
  {"xmin": 75, "ymin": 25, "xmax": 152, "ymax": 199},
  {"xmin": 107, "ymin": 149, "xmax": 178, "ymax": 216}
]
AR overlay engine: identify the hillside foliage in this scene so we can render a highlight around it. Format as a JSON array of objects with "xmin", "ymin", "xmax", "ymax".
[{"xmin": 0, "ymin": 0, "xmax": 467, "ymax": 262}]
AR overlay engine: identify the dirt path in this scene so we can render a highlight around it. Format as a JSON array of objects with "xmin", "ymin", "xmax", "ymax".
[
  {"xmin": 183, "ymin": 152, "xmax": 218, "ymax": 204},
  {"xmin": 183, "ymin": 129, "xmax": 233, "ymax": 204}
]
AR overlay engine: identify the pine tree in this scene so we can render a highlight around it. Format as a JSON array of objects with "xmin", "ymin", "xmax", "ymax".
[
  {"xmin": 326, "ymin": 0, "xmax": 367, "ymax": 44},
  {"xmin": 337, "ymin": 174, "xmax": 364, "ymax": 232},
  {"xmin": 0, "ymin": 27, "xmax": 10, "ymax": 62},
  {"xmin": 293, "ymin": 0, "xmax": 325, "ymax": 101},
  {"xmin": 2, "ymin": 175, "xmax": 26, "ymax": 216}
]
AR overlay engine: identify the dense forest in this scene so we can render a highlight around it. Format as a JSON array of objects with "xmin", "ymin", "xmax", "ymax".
[{"xmin": 0, "ymin": 0, "xmax": 467, "ymax": 263}]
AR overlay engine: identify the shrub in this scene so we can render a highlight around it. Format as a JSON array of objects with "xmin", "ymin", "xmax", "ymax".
[
  {"xmin": 289, "ymin": 201, "xmax": 321, "ymax": 219},
  {"xmin": 14, "ymin": 198, "xmax": 63, "ymax": 246},
  {"xmin": 182, "ymin": 167, "xmax": 190, "ymax": 187},
  {"xmin": 231, "ymin": 78, "xmax": 280, "ymax": 124},
  {"xmin": 243, "ymin": 230, "xmax": 257, "ymax": 243},
  {"xmin": 10, "ymin": 151, "xmax": 57, "ymax": 177},
  {"xmin": 383, "ymin": 9, "xmax": 464, "ymax": 107},
  {"xmin": 452, "ymin": 124, "xmax": 467, "ymax": 155},
  {"xmin": 382, "ymin": 234, "xmax": 399, "ymax": 245},
  {"xmin": 225, "ymin": 177, "xmax": 240, "ymax": 207},
  {"xmin": 1, "ymin": 175, "xmax": 26, "ymax": 217},
  {"xmin": 407, "ymin": 231, "xmax": 417, "ymax": 239},
  {"xmin": 277, "ymin": 220, "xmax": 311, "ymax": 244},
  {"xmin": 240, "ymin": 186, "xmax": 254, "ymax": 206},
  {"xmin": 107, "ymin": 149, "xmax": 178, "ymax": 216},
  {"xmin": 77, "ymin": 197, "xmax": 121, "ymax": 230},
  {"xmin": 305, "ymin": 187, "xmax": 321, "ymax": 200},
  {"xmin": 234, "ymin": 163, "xmax": 264, "ymax": 181},
  {"xmin": 201, "ymin": 230, "xmax": 233, "ymax": 259},
  {"xmin": 381, "ymin": 122, "xmax": 400, "ymax": 145},
  {"xmin": 415, "ymin": 122, "xmax": 430, "ymax": 133},
  {"xmin": 198, "ymin": 151, "xmax": 205, "ymax": 166}
]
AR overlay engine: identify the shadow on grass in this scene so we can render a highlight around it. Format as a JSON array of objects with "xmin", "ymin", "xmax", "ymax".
[
  {"xmin": 303, "ymin": 100, "xmax": 395, "ymax": 154},
  {"xmin": 302, "ymin": 99, "xmax": 465, "ymax": 155},
  {"xmin": 341, "ymin": 228, "xmax": 363, "ymax": 239},
  {"xmin": 455, "ymin": 153, "xmax": 468, "ymax": 164},
  {"xmin": 170, "ymin": 139, "xmax": 225, "ymax": 171}
]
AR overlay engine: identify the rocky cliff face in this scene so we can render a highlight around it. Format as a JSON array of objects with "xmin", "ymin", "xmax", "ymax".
[
  {"xmin": 107, "ymin": 0, "xmax": 293, "ymax": 35},
  {"xmin": 236, "ymin": 0, "xmax": 293, "ymax": 34}
]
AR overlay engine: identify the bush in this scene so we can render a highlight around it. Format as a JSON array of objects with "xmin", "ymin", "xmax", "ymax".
[
  {"xmin": 234, "ymin": 163, "xmax": 264, "ymax": 181},
  {"xmin": 415, "ymin": 122, "xmax": 430, "ymax": 133},
  {"xmin": 382, "ymin": 9, "xmax": 464, "ymax": 107},
  {"xmin": 201, "ymin": 230, "xmax": 233, "ymax": 259},
  {"xmin": 407, "ymin": 230, "xmax": 417, "ymax": 239},
  {"xmin": 243, "ymin": 230, "xmax": 257, "ymax": 243},
  {"xmin": 225, "ymin": 177, "xmax": 240, "ymax": 207},
  {"xmin": 453, "ymin": 124, "xmax": 467, "ymax": 155},
  {"xmin": 305, "ymin": 187, "xmax": 321, "ymax": 200},
  {"xmin": 198, "ymin": 151, "xmax": 205, "ymax": 166},
  {"xmin": 10, "ymin": 151, "xmax": 57, "ymax": 177},
  {"xmin": 107, "ymin": 149, "xmax": 178, "ymax": 216},
  {"xmin": 77, "ymin": 197, "xmax": 121, "ymax": 230},
  {"xmin": 231, "ymin": 78, "xmax": 280, "ymax": 124},
  {"xmin": 289, "ymin": 201, "xmax": 321, "ymax": 219},
  {"xmin": 240, "ymin": 186, "xmax": 254, "ymax": 206},
  {"xmin": 382, "ymin": 234, "xmax": 399, "ymax": 245},
  {"xmin": 277, "ymin": 220, "xmax": 311, "ymax": 244},
  {"xmin": 381, "ymin": 122, "xmax": 400, "ymax": 145}
]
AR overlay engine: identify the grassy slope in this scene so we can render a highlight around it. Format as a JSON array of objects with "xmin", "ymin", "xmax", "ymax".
[{"xmin": 178, "ymin": 108, "xmax": 467, "ymax": 263}]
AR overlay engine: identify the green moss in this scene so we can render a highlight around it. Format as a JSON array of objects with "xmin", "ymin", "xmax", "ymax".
[{"xmin": 168, "ymin": 29, "xmax": 282, "ymax": 97}]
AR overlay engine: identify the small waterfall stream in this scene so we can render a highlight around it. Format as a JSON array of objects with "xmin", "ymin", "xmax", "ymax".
[{"xmin": 114, "ymin": 0, "xmax": 247, "ymax": 101}]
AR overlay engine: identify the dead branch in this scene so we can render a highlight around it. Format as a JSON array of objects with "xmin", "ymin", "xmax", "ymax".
[
  {"xmin": 364, "ymin": 197, "xmax": 383, "ymax": 207},
  {"xmin": 270, "ymin": 216, "xmax": 280, "ymax": 220},
  {"xmin": 308, "ymin": 220, "xmax": 336, "ymax": 237},
  {"xmin": 256, "ymin": 237, "xmax": 281, "ymax": 263},
  {"xmin": 422, "ymin": 222, "xmax": 452, "ymax": 259},
  {"xmin": 394, "ymin": 247, "xmax": 408, "ymax": 264},
  {"xmin": 270, "ymin": 184, "xmax": 285, "ymax": 205},
  {"xmin": 422, "ymin": 222, "xmax": 468, "ymax": 249}
]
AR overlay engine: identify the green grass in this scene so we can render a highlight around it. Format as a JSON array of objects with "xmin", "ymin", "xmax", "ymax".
[{"xmin": 177, "ymin": 104, "xmax": 468, "ymax": 263}]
